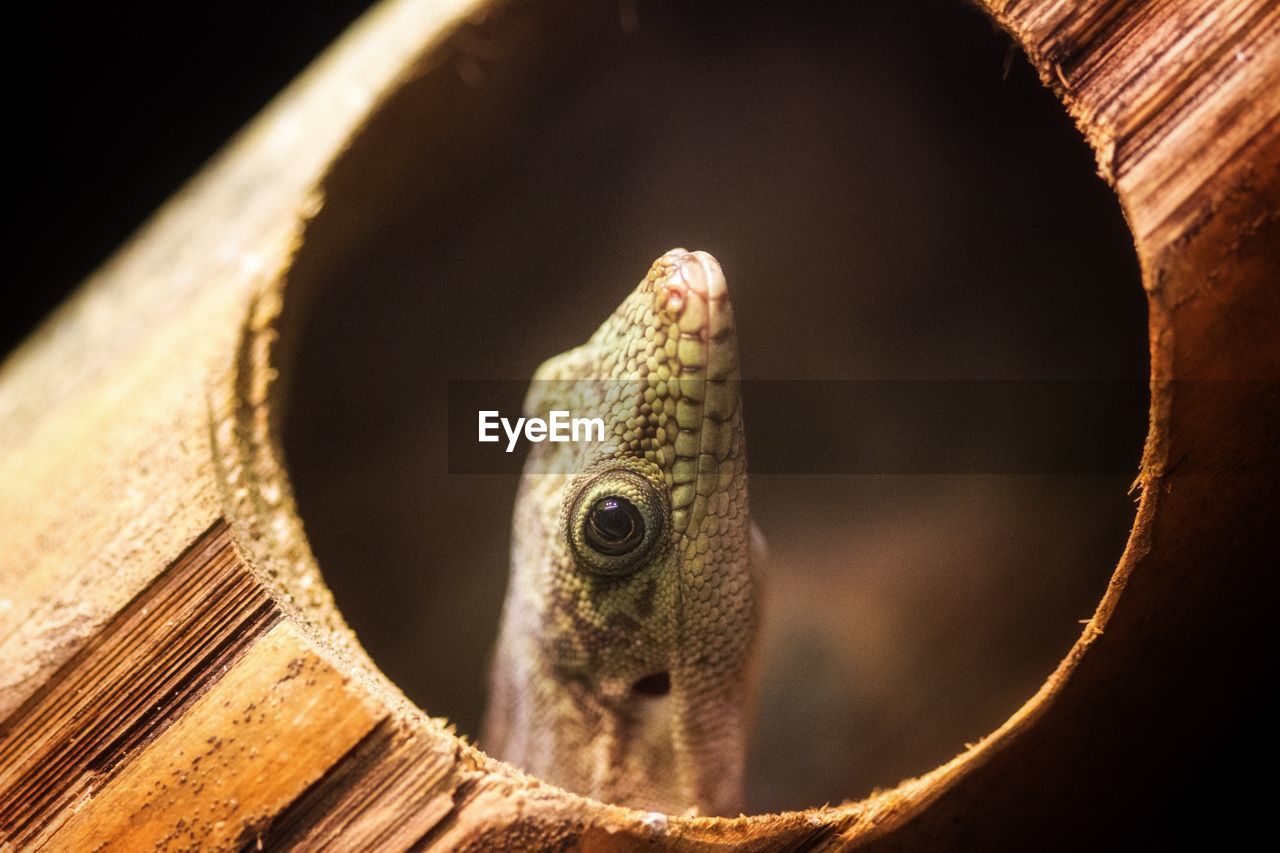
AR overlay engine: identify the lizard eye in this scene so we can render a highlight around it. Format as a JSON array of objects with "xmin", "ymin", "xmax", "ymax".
[
  {"xmin": 566, "ymin": 468, "xmax": 667, "ymax": 575},
  {"xmin": 585, "ymin": 496, "xmax": 644, "ymax": 555}
]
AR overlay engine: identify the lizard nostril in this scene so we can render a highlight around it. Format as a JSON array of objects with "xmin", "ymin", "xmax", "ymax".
[
  {"xmin": 662, "ymin": 281, "xmax": 686, "ymax": 314},
  {"xmin": 632, "ymin": 671, "xmax": 671, "ymax": 697}
]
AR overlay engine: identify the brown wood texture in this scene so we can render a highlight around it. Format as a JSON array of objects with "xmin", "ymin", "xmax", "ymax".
[
  {"xmin": 0, "ymin": 523, "xmax": 275, "ymax": 846},
  {"xmin": 1, "ymin": 0, "xmax": 1276, "ymax": 849}
]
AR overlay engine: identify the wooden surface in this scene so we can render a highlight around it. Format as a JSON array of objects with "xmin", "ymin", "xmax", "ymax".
[{"xmin": 2, "ymin": 0, "xmax": 1277, "ymax": 849}]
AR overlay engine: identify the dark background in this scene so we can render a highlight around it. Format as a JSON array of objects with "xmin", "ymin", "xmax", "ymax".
[
  {"xmin": 7, "ymin": 2, "xmax": 371, "ymax": 352},
  {"xmin": 7, "ymin": 0, "xmax": 1251, "ymax": 844}
]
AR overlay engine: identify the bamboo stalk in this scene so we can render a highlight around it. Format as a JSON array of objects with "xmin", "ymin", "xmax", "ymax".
[{"xmin": 1, "ymin": 0, "xmax": 1276, "ymax": 848}]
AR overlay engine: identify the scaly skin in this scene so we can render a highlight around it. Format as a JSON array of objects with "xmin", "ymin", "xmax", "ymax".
[{"xmin": 483, "ymin": 249, "xmax": 758, "ymax": 816}]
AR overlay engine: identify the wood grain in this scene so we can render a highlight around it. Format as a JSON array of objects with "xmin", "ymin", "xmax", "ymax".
[
  {"xmin": 0, "ymin": 522, "xmax": 275, "ymax": 846},
  {"xmin": 47, "ymin": 620, "xmax": 381, "ymax": 851}
]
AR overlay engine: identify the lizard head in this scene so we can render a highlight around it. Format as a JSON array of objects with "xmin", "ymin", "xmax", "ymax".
[{"xmin": 511, "ymin": 249, "xmax": 756, "ymax": 814}]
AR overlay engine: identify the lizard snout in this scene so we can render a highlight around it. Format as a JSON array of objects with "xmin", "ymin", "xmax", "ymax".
[{"xmin": 656, "ymin": 248, "xmax": 727, "ymax": 312}]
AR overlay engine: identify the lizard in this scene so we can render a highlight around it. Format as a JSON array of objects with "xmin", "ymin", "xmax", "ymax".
[{"xmin": 482, "ymin": 249, "xmax": 760, "ymax": 817}]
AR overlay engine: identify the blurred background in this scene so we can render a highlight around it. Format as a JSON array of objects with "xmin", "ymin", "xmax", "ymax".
[
  {"xmin": 8, "ymin": 1, "xmax": 371, "ymax": 348},
  {"xmin": 276, "ymin": 0, "xmax": 1148, "ymax": 813},
  {"xmin": 12, "ymin": 0, "xmax": 1151, "ymax": 817}
]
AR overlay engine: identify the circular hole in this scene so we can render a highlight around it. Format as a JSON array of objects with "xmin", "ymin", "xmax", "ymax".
[{"xmin": 280, "ymin": 0, "xmax": 1146, "ymax": 814}]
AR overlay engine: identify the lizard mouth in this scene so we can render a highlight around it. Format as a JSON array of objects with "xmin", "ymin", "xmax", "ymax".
[{"xmin": 631, "ymin": 670, "xmax": 672, "ymax": 697}]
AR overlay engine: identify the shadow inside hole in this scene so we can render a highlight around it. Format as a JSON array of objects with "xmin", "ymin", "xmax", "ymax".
[{"xmin": 280, "ymin": 0, "xmax": 1146, "ymax": 813}]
